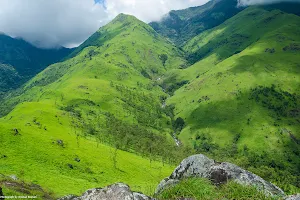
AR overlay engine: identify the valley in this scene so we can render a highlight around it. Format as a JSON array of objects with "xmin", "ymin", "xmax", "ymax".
[{"xmin": 0, "ymin": 0, "xmax": 299, "ymax": 199}]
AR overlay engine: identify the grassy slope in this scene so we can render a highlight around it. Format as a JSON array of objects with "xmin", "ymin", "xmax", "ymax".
[
  {"xmin": 0, "ymin": 14, "xmax": 187, "ymax": 198},
  {"xmin": 0, "ymin": 104, "xmax": 173, "ymax": 197},
  {"xmin": 166, "ymin": 7, "xmax": 300, "ymax": 192}
]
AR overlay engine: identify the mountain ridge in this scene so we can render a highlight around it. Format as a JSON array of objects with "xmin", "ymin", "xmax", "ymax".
[
  {"xmin": 150, "ymin": 0, "xmax": 244, "ymax": 46},
  {"xmin": 0, "ymin": 2, "xmax": 299, "ymax": 198},
  {"xmin": 0, "ymin": 34, "xmax": 73, "ymax": 95}
]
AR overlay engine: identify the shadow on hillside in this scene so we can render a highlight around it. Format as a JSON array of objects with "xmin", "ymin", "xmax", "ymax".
[
  {"xmin": 228, "ymin": 53, "xmax": 300, "ymax": 76},
  {"xmin": 186, "ymin": 6, "xmax": 300, "ymax": 65},
  {"xmin": 186, "ymin": 94, "xmax": 252, "ymax": 133},
  {"xmin": 186, "ymin": 89, "xmax": 300, "ymax": 137},
  {"xmin": 185, "ymin": 91, "xmax": 300, "ymax": 189},
  {"xmin": 186, "ymin": 27, "xmax": 253, "ymax": 65}
]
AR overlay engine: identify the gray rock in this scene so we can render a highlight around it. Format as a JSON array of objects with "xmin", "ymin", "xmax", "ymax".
[
  {"xmin": 58, "ymin": 194, "xmax": 78, "ymax": 200},
  {"xmin": 58, "ymin": 183, "xmax": 154, "ymax": 200},
  {"xmin": 285, "ymin": 194, "xmax": 300, "ymax": 200},
  {"xmin": 156, "ymin": 154, "xmax": 285, "ymax": 197},
  {"xmin": 9, "ymin": 174, "xmax": 18, "ymax": 181}
]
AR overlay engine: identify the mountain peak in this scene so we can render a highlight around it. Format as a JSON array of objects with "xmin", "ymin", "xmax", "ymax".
[
  {"xmin": 112, "ymin": 13, "xmax": 139, "ymax": 23},
  {"xmin": 67, "ymin": 12, "xmax": 157, "ymax": 58}
]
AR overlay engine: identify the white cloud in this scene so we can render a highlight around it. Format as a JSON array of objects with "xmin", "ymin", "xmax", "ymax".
[
  {"xmin": 0, "ymin": 0, "xmax": 208, "ymax": 48},
  {"xmin": 0, "ymin": 0, "xmax": 108, "ymax": 48},
  {"xmin": 104, "ymin": 0, "xmax": 208, "ymax": 22}
]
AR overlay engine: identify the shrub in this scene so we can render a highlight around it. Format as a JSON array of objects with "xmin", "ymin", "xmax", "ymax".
[{"xmin": 156, "ymin": 178, "xmax": 277, "ymax": 200}]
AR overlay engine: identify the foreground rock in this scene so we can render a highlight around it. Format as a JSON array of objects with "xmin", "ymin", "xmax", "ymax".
[
  {"xmin": 156, "ymin": 154, "xmax": 285, "ymax": 197},
  {"xmin": 284, "ymin": 194, "xmax": 300, "ymax": 200},
  {"xmin": 58, "ymin": 183, "xmax": 153, "ymax": 200}
]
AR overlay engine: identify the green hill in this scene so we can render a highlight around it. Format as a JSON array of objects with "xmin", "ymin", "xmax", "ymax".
[
  {"xmin": 149, "ymin": 0, "xmax": 300, "ymax": 47},
  {"xmin": 0, "ymin": 34, "xmax": 72, "ymax": 95},
  {"xmin": 149, "ymin": 0, "xmax": 244, "ymax": 46},
  {"xmin": 0, "ymin": 14, "xmax": 187, "ymax": 198},
  {"xmin": 0, "ymin": 2, "xmax": 299, "ymax": 198},
  {"xmin": 164, "ymin": 6, "xmax": 300, "ymax": 193}
]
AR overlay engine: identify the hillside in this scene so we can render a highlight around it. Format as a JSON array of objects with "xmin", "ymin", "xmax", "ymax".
[
  {"xmin": 149, "ymin": 0, "xmax": 244, "ymax": 46},
  {"xmin": 0, "ymin": 34, "xmax": 72, "ymax": 94},
  {"xmin": 149, "ymin": 0, "xmax": 300, "ymax": 47},
  {"xmin": 0, "ymin": 1, "xmax": 299, "ymax": 198},
  {"xmin": 164, "ymin": 6, "xmax": 300, "ymax": 192},
  {"xmin": 0, "ymin": 13, "xmax": 188, "ymax": 198},
  {"xmin": 0, "ymin": 64, "xmax": 21, "ymax": 92}
]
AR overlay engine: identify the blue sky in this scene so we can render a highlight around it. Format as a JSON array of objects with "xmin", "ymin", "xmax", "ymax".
[{"xmin": 94, "ymin": 0, "xmax": 105, "ymax": 5}]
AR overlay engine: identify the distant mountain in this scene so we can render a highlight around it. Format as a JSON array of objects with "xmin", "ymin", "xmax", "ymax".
[
  {"xmin": 0, "ymin": 34, "xmax": 72, "ymax": 94},
  {"xmin": 262, "ymin": 2, "xmax": 300, "ymax": 16},
  {"xmin": 149, "ymin": 0, "xmax": 244, "ymax": 46}
]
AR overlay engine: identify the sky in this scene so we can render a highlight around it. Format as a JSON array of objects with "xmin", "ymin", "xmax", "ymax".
[
  {"xmin": 0, "ymin": 0, "xmax": 299, "ymax": 48},
  {"xmin": 0, "ymin": 0, "xmax": 208, "ymax": 48}
]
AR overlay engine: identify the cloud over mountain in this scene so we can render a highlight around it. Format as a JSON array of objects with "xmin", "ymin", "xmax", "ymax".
[{"xmin": 0, "ymin": 0, "xmax": 207, "ymax": 48}]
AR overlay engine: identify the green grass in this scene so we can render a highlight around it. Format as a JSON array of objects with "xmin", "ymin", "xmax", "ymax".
[
  {"xmin": 0, "ymin": 175, "xmax": 55, "ymax": 200},
  {"xmin": 0, "ymin": 14, "xmax": 187, "ymax": 198},
  {"xmin": 166, "ymin": 7, "xmax": 300, "ymax": 193},
  {"xmin": 156, "ymin": 178, "xmax": 280, "ymax": 200},
  {"xmin": 0, "ymin": 34, "xmax": 72, "ymax": 94},
  {"xmin": 0, "ymin": 5, "xmax": 299, "ymax": 198},
  {"xmin": 0, "ymin": 103, "xmax": 174, "ymax": 197}
]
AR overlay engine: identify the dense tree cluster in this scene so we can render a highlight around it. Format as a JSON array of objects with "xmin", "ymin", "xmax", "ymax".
[{"xmin": 250, "ymin": 85, "xmax": 299, "ymax": 118}]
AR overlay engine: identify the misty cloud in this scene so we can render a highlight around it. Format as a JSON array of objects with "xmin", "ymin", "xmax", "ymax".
[
  {"xmin": 0, "ymin": 0, "xmax": 208, "ymax": 48},
  {"xmin": 238, "ymin": 0, "xmax": 300, "ymax": 6}
]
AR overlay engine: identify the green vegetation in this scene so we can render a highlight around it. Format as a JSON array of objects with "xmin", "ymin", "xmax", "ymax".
[
  {"xmin": 0, "ymin": 13, "xmax": 188, "ymax": 198},
  {"xmin": 0, "ymin": 2, "xmax": 300, "ymax": 199},
  {"xmin": 166, "ymin": 6, "xmax": 300, "ymax": 193},
  {"xmin": 0, "ymin": 34, "xmax": 72, "ymax": 94},
  {"xmin": 150, "ymin": 0, "xmax": 244, "ymax": 45},
  {"xmin": 0, "ymin": 175, "xmax": 54, "ymax": 200},
  {"xmin": 0, "ymin": 105, "xmax": 174, "ymax": 197},
  {"xmin": 156, "ymin": 178, "xmax": 278, "ymax": 200},
  {"xmin": 0, "ymin": 64, "xmax": 21, "ymax": 95}
]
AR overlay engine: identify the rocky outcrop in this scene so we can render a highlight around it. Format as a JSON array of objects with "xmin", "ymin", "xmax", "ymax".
[
  {"xmin": 58, "ymin": 183, "xmax": 153, "ymax": 200},
  {"xmin": 284, "ymin": 194, "xmax": 300, "ymax": 200},
  {"xmin": 155, "ymin": 154, "xmax": 285, "ymax": 197},
  {"xmin": 58, "ymin": 154, "xmax": 296, "ymax": 199}
]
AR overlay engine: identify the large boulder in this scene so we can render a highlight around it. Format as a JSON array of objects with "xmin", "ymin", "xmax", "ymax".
[
  {"xmin": 156, "ymin": 154, "xmax": 285, "ymax": 197},
  {"xmin": 58, "ymin": 183, "xmax": 153, "ymax": 200}
]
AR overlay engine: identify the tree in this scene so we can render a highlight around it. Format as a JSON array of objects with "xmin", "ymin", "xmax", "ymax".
[
  {"xmin": 173, "ymin": 117, "xmax": 185, "ymax": 132},
  {"xmin": 159, "ymin": 54, "xmax": 168, "ymax": 66}
]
